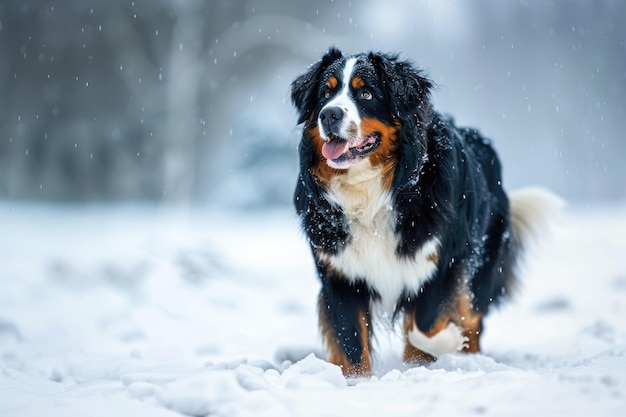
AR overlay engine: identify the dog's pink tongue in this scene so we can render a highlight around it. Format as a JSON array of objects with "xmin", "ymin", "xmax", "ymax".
[{"xmin": 322, "ymin": 139, "xmax": 349, "ymax": 160}]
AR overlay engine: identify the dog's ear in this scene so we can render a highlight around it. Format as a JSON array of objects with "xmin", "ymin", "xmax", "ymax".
[
  {"xmin": 369, "ymin": 52, "xmax": 435, "ymax": 193},
  {"xmin": 291, "ymin": 47, "xmax": 343, "ymax": 124},
  {"xmin": 368, "ymin": 52, "xmax": 434, "ymax": 126}
]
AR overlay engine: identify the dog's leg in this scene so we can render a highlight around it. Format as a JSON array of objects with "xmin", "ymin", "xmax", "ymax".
[
  {"xmin": 403, "ymin": 311, "xmax": 468, "ymax": 365},
  {"xmin": 403, "ymin": 290, "xmax": 484, "ymax": 365},
  {"xmin": 456, "ymin": 293, "xmax": 483, "ymax": 353},
  {"xmin": 317, "ymin": 278, "xmax": 372, "ymax": 376},
  {"xmin": 403, "ymin": 312, "xmax": 436, "ymax": 365}
]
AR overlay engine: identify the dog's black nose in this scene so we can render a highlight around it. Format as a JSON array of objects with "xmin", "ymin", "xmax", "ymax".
[{"xmin": 319, "ymin": 106, "xmax": 344, "ymax": 135}]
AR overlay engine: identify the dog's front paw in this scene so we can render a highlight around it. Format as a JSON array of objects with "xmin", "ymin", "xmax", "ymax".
[{"xmin": 407, "ymin": 322, "xmax": 469, "ymax": 358}]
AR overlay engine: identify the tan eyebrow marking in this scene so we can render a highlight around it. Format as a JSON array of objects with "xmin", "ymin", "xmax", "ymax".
[
  {"xmin": 326, "ymin": 76, "xmax": 338, "ymax": 89},
  {"xmin": 351, "ymin": 76, "xmax": 365, "ymax": 89}
]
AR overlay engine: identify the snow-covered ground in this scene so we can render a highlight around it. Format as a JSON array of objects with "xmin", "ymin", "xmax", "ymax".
[{"xmin": 1, "ymin": 202, "xmax": 625, "ymax": 416}]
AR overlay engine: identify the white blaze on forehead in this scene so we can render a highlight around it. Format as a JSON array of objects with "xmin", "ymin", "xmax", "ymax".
[
  {"xmin": 337, "ymin": 57, "xmax": 358, "ymax": 99},
  {"xmin": 319, "ymin": 57, "xmax": 361, "ymax": 142}
]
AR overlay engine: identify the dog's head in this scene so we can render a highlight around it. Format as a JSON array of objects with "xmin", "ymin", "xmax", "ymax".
[{"xmin": 291, "ymin": 47, "xmax": 434, "ymax": 174}]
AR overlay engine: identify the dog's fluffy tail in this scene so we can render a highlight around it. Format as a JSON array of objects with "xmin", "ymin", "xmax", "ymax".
[
  {"xmin": 496, "ymin": 187, "xmax": 563, "ymax": 300},
  {"xmin": 508, "ymin": 186, "xmax": 564, "ymax": 260}
]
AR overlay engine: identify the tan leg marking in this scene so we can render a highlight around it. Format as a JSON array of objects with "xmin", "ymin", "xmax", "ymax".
[
  {"xmin": 402, "ymin": 312, "xmax": 444, "ymax": 365},
  {"xmin": 319, "ymin": 301, "xmax": 372, "ymax": 377},
  {"xmin": 457, "ymin": 293, "xmax": 483, "ymax": 353},
  {"xmin": 403, "ymin": 285, "xmax": 483, "ymax": 364}
]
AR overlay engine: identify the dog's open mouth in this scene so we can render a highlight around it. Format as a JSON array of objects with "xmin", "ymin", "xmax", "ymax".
[{"xmin": 321, "ymin": 133, "xmax": 381, "ymax": 166}]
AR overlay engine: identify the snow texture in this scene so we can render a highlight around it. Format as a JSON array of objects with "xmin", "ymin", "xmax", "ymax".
[{"xmin": 1, "ymin": 203, "xmax": 625, "ymax": 416}]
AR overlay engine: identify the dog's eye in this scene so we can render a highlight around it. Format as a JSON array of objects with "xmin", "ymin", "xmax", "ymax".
[{"xmin": 361, "ymin": 90, "xmax": 372, "ymax": 100}]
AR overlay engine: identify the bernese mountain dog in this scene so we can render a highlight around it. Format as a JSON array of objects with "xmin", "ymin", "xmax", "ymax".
[{"xmin": 291, "ymin": 47, "xmax": 559, "ymax": 376}]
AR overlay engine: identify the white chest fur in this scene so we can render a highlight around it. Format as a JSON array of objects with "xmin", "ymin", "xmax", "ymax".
[{"xmin": 321, "ymin": 161, "xmax": 440, "ymax": 315}]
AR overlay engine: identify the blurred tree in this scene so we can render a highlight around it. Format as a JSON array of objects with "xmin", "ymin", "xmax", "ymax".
[
  {"xmin": 0, "ymin": 0, "xmax": 170, "ymax": 200},
  {"xmin": 0, "ymin": 0, "xmax": 334, "ymax": 204}
]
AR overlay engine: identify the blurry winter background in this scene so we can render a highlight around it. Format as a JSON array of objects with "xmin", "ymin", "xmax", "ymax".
[
  {"xmin": 2, "ymin": 1, "xmax": 626, "ymax": 416},
  {"xmin": 1, "ymin": 0, "xmax": 625, "ymax": 207}
]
